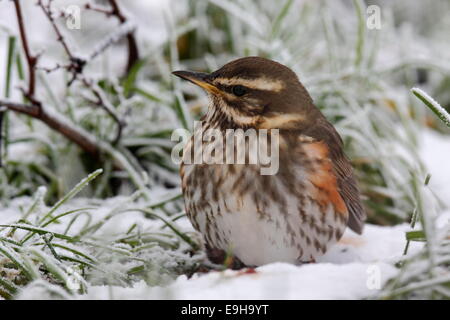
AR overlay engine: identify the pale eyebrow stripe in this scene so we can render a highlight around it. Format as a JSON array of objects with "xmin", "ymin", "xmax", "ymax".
[
  {"xmin": 214, "ymin": 76, "xmax": 284, "ymax": 92},
  {"xmin": 258, "ymin": 113, "xmax": 305, "ymax": 129}
]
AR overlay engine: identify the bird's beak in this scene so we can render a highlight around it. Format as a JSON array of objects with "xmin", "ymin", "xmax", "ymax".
[{"xmin": 172, "ymin": 70, "xmax": 220, "ymax": 95}]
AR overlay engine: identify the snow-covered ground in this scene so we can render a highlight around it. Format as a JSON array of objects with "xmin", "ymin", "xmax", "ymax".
[
  {"xmin": 420, "ymin": 129, "xmax": 450, "ymax": 201},
  {"xmin": 5, "ymin": 128, "xmax": 446, "ymax": 300},
  {"xmin": 0, "ymin": 128, "xmax": 446, "ymax": 300},
  {"xmin": 77, "ymin": 129, "xmax": 449, "ymax": 300},
  {"xmin": 0, "ymin": 123, "xmax": 447, "ymax": 301},
  {"xmin": 66, "ymin": 224, "xmax": 415, "ymax": 300}
]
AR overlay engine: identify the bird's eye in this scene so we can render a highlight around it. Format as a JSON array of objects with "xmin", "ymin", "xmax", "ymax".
[{"xmin": 231, "ymin": 85, "xmax": 247, "ymax": 97}]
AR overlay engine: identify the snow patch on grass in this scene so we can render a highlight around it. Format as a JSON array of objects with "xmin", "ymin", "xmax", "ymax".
[
  {"xmin": 11, "ymin": 223, "xmax": 418, "ymax": 300},
  {"xmin": 420, "ymin": 129, "xmax": 450, "ymax": 200}
]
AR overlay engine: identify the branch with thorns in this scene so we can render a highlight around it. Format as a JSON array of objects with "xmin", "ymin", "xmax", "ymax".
[
  {"xmin": 0, "ymin": 0, "xmax": 140, "ymax": 167},
  {"xmin": 36, "ymin": 0, "xmax": 86, "ymax": 85}
]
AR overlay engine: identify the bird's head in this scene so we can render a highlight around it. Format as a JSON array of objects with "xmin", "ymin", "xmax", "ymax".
[{"xmin": 172, "ymin": 56, "xmax": 319, "ymax": 129}]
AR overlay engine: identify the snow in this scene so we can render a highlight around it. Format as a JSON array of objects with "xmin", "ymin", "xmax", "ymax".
[
  {"xmin": 74, "ymin": 261, "xmax": 398, "ymax": 300},
  {"xmin": 64, "ymin": 223, "xmax": 415, "ymax": 300},
  {"xmin": 8, "ymin": 222, "xmax": 420, "ymax": 300},
  {"xmin": 3, "ymin": 126, "xmax": 449, "ymax": 300},
  {"xmin": 67, "ymin": 128, "xmax": 450, "ymax": 301},
  {"xmin": 420, "ymin": 128, "xmax": 450, "ymax": 201}
]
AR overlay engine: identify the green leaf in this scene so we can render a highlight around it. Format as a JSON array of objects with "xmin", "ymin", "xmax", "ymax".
[
  {"xmin": 122, "ymin": 59, "xmax": 145, "ymax": 97},
  {"xmin": 271, "ymin": 0, "xmax": 294, "ymax": 37},
  {"xmin": 39, "ymin": 169, "xmax": 103, "ymax": 226}
]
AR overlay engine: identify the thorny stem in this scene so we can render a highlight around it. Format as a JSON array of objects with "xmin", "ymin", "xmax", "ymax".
[
  {"xmin": 37, "ymin": 0, "xmax": 123, "ymax": 143},
  {"xmin": 0, "ymin": 100, "xmax": 100, "ymax": 157},
  {"xmin": 37, "ymin": 0, "xmax": 72, "ymax": 58},
  {"xmin": 3, "ymin": 0, "xmax": 147, "ymax": 193},
  {"xmin": 6, "ymin": 0, "xmax": 102, "ymax": 159}
]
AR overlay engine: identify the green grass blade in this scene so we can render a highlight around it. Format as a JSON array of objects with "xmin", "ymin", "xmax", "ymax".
[
  {"xmin": 133, "ymin": 86, "xmax": 163, "ymax": 103},
  {"xmin": 352, "ymin": 0, "xmax": 365, "ymax": 68},
  {"xmin": 138, "ymin": 208, "xmax": 199, "ymax": 250},
  {"xmin": 38, "ymin": 169, "xmax": 103, "ymax": 225},
  {"xmin": 23, "ymin": 186, "xmax": 47, "ymax": 221},
  {"xmin": 27, "ymin": 248, "xmax": 73, "ymax": 291},
  {"xmin": 0, "ymin": 243, "xmax": 39, "ymax": 281},
  {"xmin": 1, "ymin": 36, "xmax": 16, "ymax": 165},
  {"xmin": 271, "ymin": 0, "xmax": 293, "ymax": 37},
  {"xmin": 1, "ymin": 224, "xmax": 78, "ymax": 242},
  {"xmin": 0, "ymin": 277, "xmax": 18, "ymax": 299},
  {"xmin": 411, "ymin": 88, "xmax": 450, "ymax": 127},
  {"xmin": 4, "ymin": 36, "xmax": 16, "ymax": 98},
  {"xmin": 41, "ymin": 208, "xmax": 95, "ymax": 228},
  {"xmin": 406, "ymin": 230, "xmax": 426, "ymax": 242}
]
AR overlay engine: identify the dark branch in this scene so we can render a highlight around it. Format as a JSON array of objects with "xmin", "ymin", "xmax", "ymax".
[
  {"xmin": 0, "ymin": 100, "xmax": 100, "ymax": 157},
  {"xmin": 84, "ymin": 3, "xmax": 114, "ymax": 17},
  {"xmin": 13, "ymin": 0, "xmax": 38, "ymax": 97},
  {"xmin": 78, "ymin": 75, "xmax": 124, "ymax": 144},
  {"xmin": 87, "ymin": 0, "xmax": 139, "ymax": 74},
  {"xmin": 37, "ymin": 0, "xmax": 123, "ymax": 144},
  {"xmin": 88, "ymin": 21, "xmax": 136, "ymax": 61},
  {"xmin": 37, "ymin": 0, "xmax": 86, "ymax": 85},
  {"xmin": 111, "ymin": 0, "xmax": 139, "ymax": 74},
  {"xmin": 5, "ymin": 0, "xmax": 135, "ymax": 166}
]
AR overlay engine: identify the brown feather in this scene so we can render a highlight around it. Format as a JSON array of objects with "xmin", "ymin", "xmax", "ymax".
[{"xmin": 304, "ymin": 117, "xmax": 366, "ymax": 234}]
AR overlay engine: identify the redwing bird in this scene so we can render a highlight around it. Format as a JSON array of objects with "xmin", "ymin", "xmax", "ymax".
[{"xmin": 173, "ymin": 57, "xmax": 365, "ymax": 267}]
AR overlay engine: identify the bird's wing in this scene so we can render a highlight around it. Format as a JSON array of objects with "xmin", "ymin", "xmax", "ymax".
[{"xmin": 303, "ymin": 118, "xmax": 366, "ymax": 234}]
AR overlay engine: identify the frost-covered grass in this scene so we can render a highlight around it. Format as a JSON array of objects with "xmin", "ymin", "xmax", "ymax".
[
  {"xmin": 0, "ymin": 169, "xmax": 203, "ymax": 299},
  {"xmin": 412, "ymin": 88, "xmax": 450, "ymax": 128},
  {"xmin": 1, "ymin": 0, "xmax": 450, "ymax": 299}
]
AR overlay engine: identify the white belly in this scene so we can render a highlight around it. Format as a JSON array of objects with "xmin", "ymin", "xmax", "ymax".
[
  {"xmin": 183, "ymin": 163, "xmax": 345, "ymax": 266},
  {"xmin": 213, "ymin": 197, "xmax": 302, "ymax": 265}
]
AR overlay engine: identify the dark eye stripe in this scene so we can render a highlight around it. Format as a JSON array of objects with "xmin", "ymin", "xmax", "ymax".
[{"xmin": 232, "ymin": 85, "xmax": 247, "ymax": 96}]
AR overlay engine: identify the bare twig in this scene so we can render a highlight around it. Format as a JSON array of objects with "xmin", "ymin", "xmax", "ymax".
[
  {"xmin": 6, "ymin": 0, "xmax": 135, "ymax": 165},
  {"xmin": 0, "ymin": 99, "xmax": 149, "ymax": 196},
  {"xmin": 88, "ymin": 20, "xmax": 136, "ymax": 61},
  {"xmin": 37, "ymin": 0, "xmax": 123, "ymax": 143},
  {"xmin": 36, "ymin": 63, "xmax": 72, "ymax": 74},
  {"xmin": 7, "ymin": 0, "xmax": 106, "ymax": 159},
  {"xmin": 0, "ymin": 100, "xmax": 100, "ymax": 157},
  {"xmin": 13, "ymin": 0, "xmax": 39, "ymax": 98},
  {"xmin": 37, "ymin": 0, "xmax": 86, "ymax": 85},
  {"xmin": 84, "ymin": 3, "xmax": 114, "ymax": 17},
  {"xmin": 86, "ymin": 0, "xmax": 139, "ymax": 74},
  {"xmin": 78, "ymin": 75, "xmax": 124, "ymax": 144},
  {"xmin": 108, "ymin": 0, "xmax": 139, "ymax": 73},
  {"xmin": 38, "ymin": 0, "xmax": 72, "ymax": 57}
]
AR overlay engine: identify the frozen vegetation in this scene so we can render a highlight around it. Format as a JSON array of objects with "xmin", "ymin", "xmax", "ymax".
[{"xmin": 0, "ymin": 0, "xmax": 449, "ymax": 299}]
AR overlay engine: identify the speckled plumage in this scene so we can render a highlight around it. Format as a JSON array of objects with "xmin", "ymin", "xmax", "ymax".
[{"xmin": 174, "ymin": 57, "xmax": 366, "ymax": 267}]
